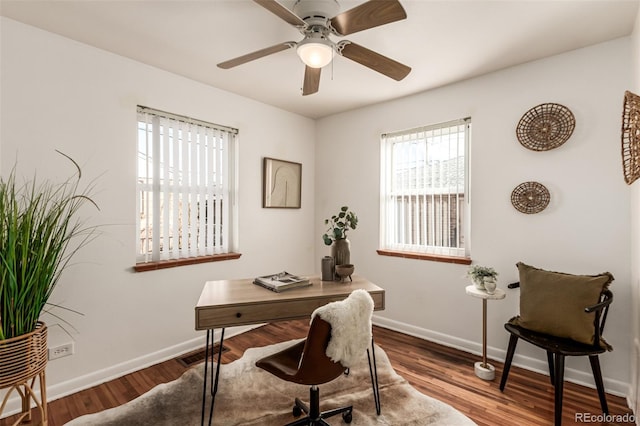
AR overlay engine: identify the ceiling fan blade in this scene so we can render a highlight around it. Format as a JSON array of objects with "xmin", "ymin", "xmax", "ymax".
[
  {"xmin": 330, "ymin": 0, "xmax": 407, "ymax": 36},
  {"xmin": 217, "ymin": 42, "xmax": 294, "ymax": 69},
  {"xmin": 302, "ymin": 66, "xmax": 321, "ymax": 96},
  {"xmin": 339, "ymin": 42, "xmax": 411, "ymax": 81},
  {"xmin": 253, "ymin": 0, "xmax": 306, "ymax": 27}
]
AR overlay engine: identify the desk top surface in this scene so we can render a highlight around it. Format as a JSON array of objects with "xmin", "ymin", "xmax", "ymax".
[
  {"xmin": 196, "ymin": 274, "xmax": 383, "ymax": 308},
  {"xmin": 195, "ymin": 275, "xmax": 385, "ymax": 329}
]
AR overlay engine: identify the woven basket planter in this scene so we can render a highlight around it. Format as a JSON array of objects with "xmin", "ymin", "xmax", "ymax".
[{"xmin": 0, "ymin": 322, "xmax": 48, "ymax": 425}]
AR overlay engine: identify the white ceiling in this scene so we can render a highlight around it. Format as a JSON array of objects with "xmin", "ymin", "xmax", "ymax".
[{"xmin": 1, "ymin": 0, "xmax": 638, "ymax": 119}]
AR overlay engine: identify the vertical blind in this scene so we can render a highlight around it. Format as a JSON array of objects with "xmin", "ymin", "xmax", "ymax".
[
  {"xmin": 136, "ymin": 106, "xmax": 238, "ymax": 263},
  {"xmin": 380, "ymin": 118, "xmax": 470, "ymax": 257}
]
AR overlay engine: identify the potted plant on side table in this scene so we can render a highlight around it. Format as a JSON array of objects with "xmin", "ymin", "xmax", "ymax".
[
  {"xmin": 467, "ymin": 265, "xmax": 498, "ymax": 294},
  {"xmin": 0, "ymin": 152, "xmax": 99, "ymax": 424}
]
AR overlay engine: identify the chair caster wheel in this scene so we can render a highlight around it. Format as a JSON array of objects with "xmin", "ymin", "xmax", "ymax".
[
  {"xmin": 342, "ymin": 410, "xmax": 352, "ymax": 423},
  {"xmin": 292, "ymin": 405, "xmax": 302, "ymax": 417}
]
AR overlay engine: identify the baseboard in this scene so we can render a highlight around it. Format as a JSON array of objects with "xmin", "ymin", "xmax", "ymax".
[
  {"xmin": 629, "ymin": 338, "xmax": 640, "ymax": 424},
  {"xmin": 0, "ymin": 324, "xmax": 262, "ymax": 419},
  {"xmin": 372, "ymin": 315, "xmax": 630, "ymax": 398}
]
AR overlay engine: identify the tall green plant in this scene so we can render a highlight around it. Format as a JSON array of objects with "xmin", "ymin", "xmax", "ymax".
[{"xmin": 0, "ymin": 152, "xmax": 99, "ymax": 340}]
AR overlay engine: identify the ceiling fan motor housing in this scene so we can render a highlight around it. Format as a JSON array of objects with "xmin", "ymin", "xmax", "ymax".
[{"xmin": 293, "ymin": 0, "xmax": 340, "ymax": 26}]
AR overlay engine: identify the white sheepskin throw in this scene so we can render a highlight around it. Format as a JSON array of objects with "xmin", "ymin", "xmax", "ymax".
[{"xmin": 311, "ymin": 289, "xmax": 374, "ymax": 368}]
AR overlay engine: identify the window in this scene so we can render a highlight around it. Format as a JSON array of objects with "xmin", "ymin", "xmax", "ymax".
[
  {"xmin": 380, "ymin": 118, "xmax": 470, "ymax": 260},
  {"xmin": 136, "ymin": 106, "xmax": 238, "ymax": 266}
]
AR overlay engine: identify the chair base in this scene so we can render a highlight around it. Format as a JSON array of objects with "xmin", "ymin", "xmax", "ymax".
[{"xmin": 286, "ymin": 385, "xmax": 352, "ymax": 426}]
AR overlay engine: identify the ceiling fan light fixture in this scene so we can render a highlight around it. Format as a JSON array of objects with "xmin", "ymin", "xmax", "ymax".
[{"xmin": 296, "ymin": 38, "xmax": 333, "ymax": 68}]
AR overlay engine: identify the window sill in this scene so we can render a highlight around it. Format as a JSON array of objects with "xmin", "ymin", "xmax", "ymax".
[
  {"xmin": 376, "ymin": 249, "xmax": 471, "ymax": 265},
  {"xmin": 133, "ymin": 252, "xmax": 242, "ymax": 272}
]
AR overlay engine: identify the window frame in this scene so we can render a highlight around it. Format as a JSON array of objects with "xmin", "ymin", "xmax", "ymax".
[
  {"xmin": 135, "ymin": 106, "xmax": 240, "ymax": 271},
  {"xmin": 379, "ymin": 118, "xmax": 471, "ymax": 263}
]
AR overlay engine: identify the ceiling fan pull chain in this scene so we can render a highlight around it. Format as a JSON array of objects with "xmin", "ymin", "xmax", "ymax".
[{"xmin": 331, "ymin": 51, "xmax": 334, "ymax": 81}]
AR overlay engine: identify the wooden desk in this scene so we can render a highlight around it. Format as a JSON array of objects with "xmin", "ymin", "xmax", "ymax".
[
  {"xmin": 196, "ymin": 275, "xmax": 385, "ymax": 329},
  {"xmin": 195, "ymin": 275, "xmax": 385, "ymax": 425}
]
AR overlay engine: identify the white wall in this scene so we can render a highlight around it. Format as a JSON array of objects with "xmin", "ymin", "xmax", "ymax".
[
  {"xmin": 0, "ymin": 12, "xmax": 636, "ymax": 414},
  {"xmin": 316, "ymin": 38, "xmax": 633, "ymax": 396},
  {"xmin": 0, "ymin": 17, "xmax": 316, "ymax": 403},
  {"xmin": 629, "ymin": 5, "xmax": 640, "ymax": 420}
]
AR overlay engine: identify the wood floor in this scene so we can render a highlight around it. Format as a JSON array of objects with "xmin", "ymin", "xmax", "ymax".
[{"xmin": 1, "ymin": 320, "xmax": 634, "ymax": 426}]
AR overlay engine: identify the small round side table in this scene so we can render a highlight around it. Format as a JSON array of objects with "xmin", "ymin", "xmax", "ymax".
[{"xmin": 465, "ymin": 285, "xmax": 506, "ymax": 380}]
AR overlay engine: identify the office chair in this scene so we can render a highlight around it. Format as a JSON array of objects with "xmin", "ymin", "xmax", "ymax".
[
  {"xmin": 256, "ymin": 289, "xmax": 374, "ymax": 426},
  {"xmin": 499, "ymin": 262, "xmax": 614, "ymax": 426}
]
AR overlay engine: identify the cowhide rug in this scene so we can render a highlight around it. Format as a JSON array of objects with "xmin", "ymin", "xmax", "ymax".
[{"xmin": 66, "ymin": 340, "xmax": 476, "ymax": 425}]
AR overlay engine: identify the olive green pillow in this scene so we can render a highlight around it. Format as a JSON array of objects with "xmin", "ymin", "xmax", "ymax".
[{"xmin": 509, "ymin": 262, "xmax": 613, "ymax": 350}]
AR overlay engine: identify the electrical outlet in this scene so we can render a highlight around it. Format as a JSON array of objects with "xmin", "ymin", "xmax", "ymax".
[{"xmin": 48, "ymin": 342, "xmax": 74, "ymax": 360}]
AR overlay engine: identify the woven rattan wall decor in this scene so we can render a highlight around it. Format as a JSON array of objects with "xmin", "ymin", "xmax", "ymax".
[
  {"xmin": 511, "ymin": 181, "xmax": 550, "ymax": 214},
  {"xmin": 621, "ymin": 90, "xmax": 640, "ymax": 185},
  {"xmin": 516, "ymin": 103, "xmax": 575, "ymax": 151}
]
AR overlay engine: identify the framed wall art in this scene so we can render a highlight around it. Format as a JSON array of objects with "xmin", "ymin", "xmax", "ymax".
[{"xmin": 263, "ymin": 157, "xmax": 302, "ymax": 208}]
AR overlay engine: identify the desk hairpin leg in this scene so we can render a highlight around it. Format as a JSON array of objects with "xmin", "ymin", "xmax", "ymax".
[
  {"xmin": 201, "ymin": 328, "xmax": 225, "ymax": 426},
  {"xmin": 366, "ymin": 338, "xmax": 381, "ymax": 415}
]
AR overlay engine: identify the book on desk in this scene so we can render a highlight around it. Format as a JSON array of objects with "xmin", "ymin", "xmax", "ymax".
[{"xmin": 253, "ymin": 271, "xmax": 311, "ymax": 293}]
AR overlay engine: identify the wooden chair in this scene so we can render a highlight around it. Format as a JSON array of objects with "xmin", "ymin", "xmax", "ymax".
[{"xmin": 499, "ymin": 282, "xmax": 613, "ymax": 426}]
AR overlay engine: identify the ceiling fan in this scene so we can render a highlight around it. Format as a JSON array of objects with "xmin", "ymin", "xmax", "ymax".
[{"xmin": 217, "ymin": 0, "xmax": 411, "ymax": 96}]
